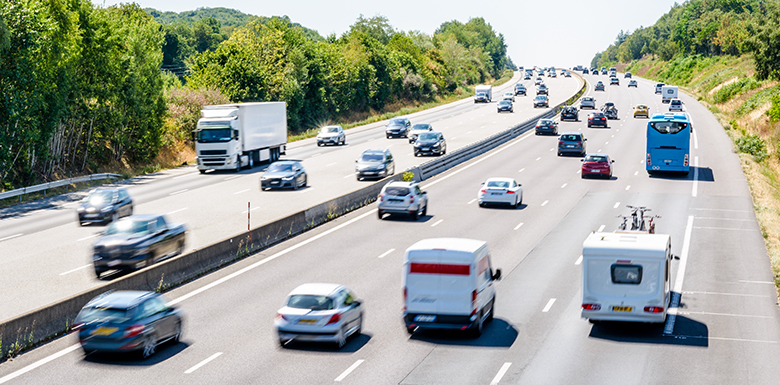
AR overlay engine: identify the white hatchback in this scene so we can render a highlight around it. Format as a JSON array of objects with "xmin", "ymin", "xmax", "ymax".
[
  {"xmin": 669, "ymin": 98, "xmax": 684, "ymax": 112},
  {"xmin": 503, "ymin": 92, "xmax": 515, "ymax": 102},
  {"xmin": 478, "ymin": 178, "xmax": 523, "ymax": 208},
  {"xmin": 275, "ymin": 283, "xmax": 363, "ymax": 348}
]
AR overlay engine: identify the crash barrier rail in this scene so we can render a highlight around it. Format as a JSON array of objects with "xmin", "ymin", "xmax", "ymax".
[
  {"xmin": 0, "ymin": 173, "xmax": 123, "ymax": 202},
  {"xmin": 0, "ymin": 77, "xmax": 586, "ymax": 360}
]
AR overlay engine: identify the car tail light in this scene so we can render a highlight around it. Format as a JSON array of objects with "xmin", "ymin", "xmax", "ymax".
[
  {"xmin": 644, "ymin": 306, "xmax": 665, "ymax": 313},
  {"xmin": 409, "ymin": 196, "xmax": 414, "ymax": 203},
  {"xmin": 480, "ymin": 190, "xmax": 487, "ymax": 193},
  {"xmin": 123, "ymin": 324, "xmax": 145, "ymax": 338},
  {"xmin": 647, "ymin": 153, "xmax": 652, "ymax": 165},
  {"xmin": 576, "ymin": 142, "xmax": 582, "ymax": 146},
  {"xmin": 582, "ymin": 304, "xmax": 601, "ymax": 311},
  {"xmin": 326, "ymin": 313, "xmax": 341, "ymax": 325},
  {"xmin": 506, "ymin": 190, "xmax": 515, "ymax": 194},
  {"xmin": 403, "ymin": 287, "xmax": 407, "ymax": 311},
  {"xmin": 471, "ymin": 290, "xmax": 478, "ymax": 316},
  {"xmin": 558, "ymin": 141, "xmax": 564, "ymax": 146},
  {"xmin": 379, "ymin": 194, "xmax": 384, "ymax": 202},
  {"xmin": 275, "ymin": 312, "xmax": 288, "ymax": 321},
  {"xmin": 684, "ymin": 153, "xmax": 689, "ymax": 167}
]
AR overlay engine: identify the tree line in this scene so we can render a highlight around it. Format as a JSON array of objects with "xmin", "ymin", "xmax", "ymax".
[{"xmin": 0, "ymin": 2, "xmax": 512, "ymax": 190}]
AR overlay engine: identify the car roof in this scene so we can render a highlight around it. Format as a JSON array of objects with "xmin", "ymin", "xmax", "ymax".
[
  {"xmin": 560, "ymin": 132, "xmax": 583, "ymax": 136},
  {"xmin": 585, "ymin": 153, "xmax": 610, "ymax": 158},
  {"xmin": 321, "ymin": 125, "xmax": 342, "ymax": 129},
  {"xmin": 485, "ymin": 177, "xmax": 515, "ymax": 184},
  {"xmin": 85, "ymin": 290, "xmax": 156, "ymax": 309},
  {"xmin": 650, "ymin": 112, "xmax": 689, "ymax": 122},
  {"xmin": 362, "ymin": 149, "xmax": 386, "ymax": 154},
  {"xmin": 272, "ymin": 160, "xmax": 297, "ymax": 165},
  {"xmin": 384, "ymin": 181, "xmax": 416, "ymax": 188},
  {"xmin": 289, "ymin": 283, "xmax": 343, "ymax": 297}
]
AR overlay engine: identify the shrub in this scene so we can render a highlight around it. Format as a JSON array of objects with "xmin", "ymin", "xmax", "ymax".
[
  {"xmin": 735, "ymin": 134, "xmax": 768, "ymax": 162},
  {"xmin": 713, "ymin": 77, "xmax": 762, "ymax": 103},
  {"xmin": 768, "ymin": 91, "xmax": 780, "ymax": 122}
]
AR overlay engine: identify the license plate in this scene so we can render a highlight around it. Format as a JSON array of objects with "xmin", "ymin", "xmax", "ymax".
[
  {"xmin": 590, "ymin": 170, "xmax": 601, "ymax": 173},
  {"xmin": 612, "ymin": 306, "xmax": 633, "ymax": 312},
  {"xmin": 108, "ymin": 260, "xmax": 121, "ymax": 267},
  {"xmin": 91, "ymin": 327, "xmax": 118, "ymax": 336},
  {"xmin": 423, "ymin": 148, "xmax": 430, "ymax": 151},
  {"xmin": 664, "ymin": 160, "xmax": 672, "ymax": 163},
  {"xmin": 566, "ymin": 145, "xmax": 574, "ymax": 148},
  {"xmin": 491, "ymin": 192, "xmax": 502, "ymax": 195},
  {"xmin": 414, "ymin": 315, "xmax": 436, "ymax": 322},
  {"xmin": 297, "ymin": 319, "xmax": 317, "ymax": 325},
  {"xmin": 364, "ymin": 171, "xmax": 375, "ymax": 175},
  {"xmin": 85, "ymin": 214, "xmax": 98, "ymax": 218},
  {"xmin": 271, "ymin": 181, "xmax": 279, "ymax": 184}
]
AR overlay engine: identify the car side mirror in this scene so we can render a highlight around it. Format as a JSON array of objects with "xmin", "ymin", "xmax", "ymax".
[
  {"xmin": 611, "ymin": 160, "xmax": 615, "ymax": 163},
  {"xmin": 580, "ymin": 159, "xmax": 584, "ymax": 162},
  {"xmin": 294, "ymin": 168, "xmax": 301, "ymax": 172},
  {"xmin": 355, "ymin": 160, "xmax": 358, "ymax": 163},
  {"xmin": 493, "ymin": 269, "xmax": 502, "ymax": 281}
]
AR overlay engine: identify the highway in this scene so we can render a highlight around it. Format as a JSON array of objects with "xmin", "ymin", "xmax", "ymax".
[
  {"xmin": 1, "ymin": 71, "xmax": 778, "ymax": 384},
  {"xmin": 0, "ymin": 71, "xmax": 582, "ymax": 320}
]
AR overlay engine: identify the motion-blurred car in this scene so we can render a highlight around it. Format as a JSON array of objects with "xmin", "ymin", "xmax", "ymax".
[
  {"xmin": 503, "ymin": 92, "xmax": 515, "ymax": 102},
  {"xmin": 633, "ymin": 104, "xmax": 650, "ymax": 118},
  {"xmin": 514, "ymin": 83, "xmax": 527, "ymax": 95},
  {"xmin": 92, "ymin": 215, "xmax": 187, "ymax": 278},
  {"xmin": 377, "ymin": 181, "xmax": 428, "ymax": 220},
  {"xmin": 601, "ymin": 69, "xmax": 608, "ymax": 75},
  {"xmin": 558, "ymin": 132, "xmax": 587, "ymax": 156},
  {"xmin": 261, "ymin": 161, "xmax": 307, "ymax": 190},
  {"xmin": 561, "ymin": 106, "xmax": 579, "ymax": 121},
  {"xmin": 533, "ymin": 95, "xmax": 549, "ymax": 108},
  {"xmin": 580, "ymin": 96, "xmax": 596, "ymax": 109},
  {"xmin": 408, "ymin": 123, "xmax": 433, "ymax": 143},
  {"xmin": 591, "ymin": 67, "xmax": 598, "ymax": 75},
  {"xmin": 610, "ymin": 77, "xmax": 619, "ymax": 85},
  {"xmin": 414, "ymin": 132, "xmax": 447, "ymax": 156},
  {"xmin": 628, "ymin": 80, "xmax": 638, "ymax": 87},
  {"xmin": 316, "ymin": 125, "xmax": 345, "ymax": 146},
  {"xmin": 356, "ymin": 149, "xmax": 395, "ymax": 181},
  {"xmin": 536, "ymin": 84, "xmax": 549, "ymax": 95},
  {"xmin": 385, "ymin": 118, "xmax": 411, "ymax": 138},
  {"xmin": 564, "ymin": 71, "xmax": 572, "ymax": 77},
  {"xmin": 669, "ymin": 98, "xmax": 684, "ymax": 112},
  {"xmin": 535, "ymin": 119, "xmax": 558, "ymax": 135},
  {"xmin": 478, "ymin": 177, "xmax": 523, "ymax": 208},
  {"xmin": 625, "ymin": 72, "xmax": 632, "ymax": 78},
  {"xmin": 497, "ymin": 99, "xmax": 514, "ymax": 113},
  {"xmin": 595, "ymin": 81, "xmax": 605, "ymax": 91},
  {"xmin": 275, "ymin": 283, "xmax": 363, "ymax": 349},
  {"xmin": 74, "ymin": 290, "xmax": 182, "ymax": 358},
  {"xmin": 603, "ymin": 107, "xmax": 618, "ymax": 120},
  {"xmin": 588, "ymin": 111, "xmax": 608, "ymax": 127},
  {"xmin": 77, "ymin": 188, "xmax": 134, "ymax": 226},
  {"xmin": 581, "ymin": 153, "xmax": 614, "ymax": 178}
]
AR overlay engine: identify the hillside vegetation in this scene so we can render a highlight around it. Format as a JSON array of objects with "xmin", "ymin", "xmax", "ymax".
[
  {"xmin": 591, "ymin": 0, "xmax": 780, "ymax": 291},
  {"xmin": 0, "ymin": 1, "xmax": 514, "ymax": 191}
]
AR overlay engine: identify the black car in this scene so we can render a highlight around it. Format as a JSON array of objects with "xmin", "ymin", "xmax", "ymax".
[
  {"xmin": 625, "ymin": 72, "xmax": 632, "ymax": 78},
  {"xmin": 92, "ymin": 215, "xmax": 187, "ymax": 278},
  {"xmin": 514, "ymin": 84, "xmax": 526, "ymax": 96},
  {"xmin": 356, "ymin": 149, "xmax": 395, "ymax": 180},
  {"xmin": 558, "ymin": 132, "xmax": 587, "ymax": 156},
  {"xmin": 610, "ymin": 77, "xmax": 620, "ymax": 86},
  {"xmin": 74, "ymin": 290, "xmax": 182, "ymax": 358},
  {"xmin": 583, "ymin": 68, "xmax": 589, "ymax": 74},
  {"xmin": 261, "ymin": 161, "xmax": 307, "ymax": 190},
  {"xmin": 385, "ymin": 118, "xmax": 411, "ymax": 138},
  {"xmin": 414, "ymin": 131, "xmax": 447, "ymax": 156},
  {"xmin": 497, "ymin": 100, "xmax": 514, "ymax": 113},
  {"xmin": 588, "ymin": 111, "xmax": 608, "ymax": 127},
  {"xmin": 535, "ymin": 119, "xmax": 558, "ymax": 135},
  {"xmin": 77, "ymin": 188, "xmax": 134, "ymax": 226},
  {"xmin": 561, "ymin": 106, "xmax": 579, "ymax": 121}
]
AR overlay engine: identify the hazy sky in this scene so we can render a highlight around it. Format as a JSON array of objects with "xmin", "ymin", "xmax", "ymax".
[{"xmin": 93, "ymin": 0, "xmax": 679, "ymax": 66}]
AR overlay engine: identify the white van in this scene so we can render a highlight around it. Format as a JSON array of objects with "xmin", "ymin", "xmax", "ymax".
[
  {"xmin": 661, "ymin": 85, "xmax": 678, "ymax": 103},
  {"xmin": 581, "ymin": 232, "xmax": 672, "ymax": 323},
  {"xmin": 403, "ymin": 238, "xmax": 501, "ymax": 336}
]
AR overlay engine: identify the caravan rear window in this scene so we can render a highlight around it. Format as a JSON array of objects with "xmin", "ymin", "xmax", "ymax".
[{"xmin": 611, "ymin": 264, "xmax": 642, "ymax": 284}]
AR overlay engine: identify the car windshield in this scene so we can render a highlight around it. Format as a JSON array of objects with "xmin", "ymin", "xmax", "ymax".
[
  {"xmin": 535, "ymin": 96, "xmax": 546, "ymax": 100},
  {"xmin": 671, "ymin": 100, "xmax": 681, "ymax": 105},
  {"xmin": 584, "ymin": 97, "xmax": 594, "ymax": 101},
  {"xmin": 592, "ymin": 112, "xmax": 603, "ymax": 117},
  {"xmin": 499, "ymin": 101, "xmax": 511, "ymax": 106},
  {"xmin": 86, "ymin": 190, "xmax": 113, "ymax": 205},
  {"xmin": 419, "ymin": 133, "xmax": 438, "ymax": 141},
  {"xmin": 384, "ymin": 186, "xmax": 410, "ymax": 196},
  {"xmin": 585, "ymin": 155, "xmax": 608, "ymax": 162},
  {"xmin": 268, "ymin": 163, "xmax": 294, "ymax": 172},
  {"xmin": 286, "ymin": 295, "xmax": 334, "ymax": 311},
  {"xmin": 104, "ymin": 219, "xmax": 152, "ymax": 236},
  {"xmin": 321, "ymin": 127, "xmax": 340, "ymax": 133},
  {"xmin": 539, "ymin": 119, "xmax": 553, "ymax": 125},
  {"xmin": 360, "ymin": 153, "xmax": 383, "ymax": 162},
  {"xmin": 637, "ymin": 105, "xmax": 647, "ymax": 109},
  {"xmin": 196, "ymin": 128, "xmax": 232, "ymax": 143},
  {"xmin": 561, "ymin": 134, "xmax": 581, "ymax": 141},
  {"xmin": 77, "ymin": 306, "xmax": 132, "ymax": 324},
  {"xmin": 412, "ymin": 124, "xmax": 430, "ymax": 131},
  {"xmin": 486, "ymin": 180, "xmax": 510, "ymax": 188},
  {"xmin": 389, "ymin": 119, "xmax": 405, "ymax": 125}
]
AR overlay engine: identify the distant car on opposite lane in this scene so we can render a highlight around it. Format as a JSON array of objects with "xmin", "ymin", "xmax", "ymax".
[
  {"xmin": 261, "ymin": 161, "xmax": 307, "ymax": 190},
  {"xmin": 497, "ymin": 99, "xmax": 514, "ymax": 113},
  {"xmin": 316, "ymin": 125, "xmax": 345, "ymax": 146},
  {"xmin": 385, "ymin": 118, "xmax": 411, "ymax": 138},
  {"xmin": 478, "ymin": 177, "xmax": 523, "ymax": 208},
  {"xmin": 414, "ymin": 131, "xmax": 447, "ymax": 156},
  {"xmin": 356, "ymin": 149, "xmax": 395, "ymax": 181},
  {"xmin": 537, "ymin": 84, "xmax": 549, "ymax": 95},
  {"xmin": 514, "ymin": 84, "xmax": 526, "ymax": 95},
  {"xmin": 503, "ymin": 92, "xmax": 515, "ymax": 102}
]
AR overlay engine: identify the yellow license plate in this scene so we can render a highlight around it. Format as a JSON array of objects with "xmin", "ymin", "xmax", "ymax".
[
  {"xmin": 91, "ymin": 327, "xmax": 118, "ymax": 336},
  {"xmin": 612, "ymin": 306, "xmax": 633, "ymax": 312},
  {"xmin": 297, "ymin": 319, "xmax": 316, "ymax": 325}
]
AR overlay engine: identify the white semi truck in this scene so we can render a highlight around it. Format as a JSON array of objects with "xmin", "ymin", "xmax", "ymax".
[
  {"xmin": 474, "ymin": 85, "xmax": 493, "ymax": 102},
  {"xmin": 193, "ymin": 102, "xmax": 287, "ymax": 173}
]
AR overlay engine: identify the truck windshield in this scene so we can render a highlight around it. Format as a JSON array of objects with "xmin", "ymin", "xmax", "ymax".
[{"xmin": 196, "ymin": 129, "xmax": 232, "ymax": 143}]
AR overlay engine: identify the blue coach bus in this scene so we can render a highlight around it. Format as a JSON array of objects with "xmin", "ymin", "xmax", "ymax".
[{"xmin": 646, "ymin": 113, "xmax": 691, "ymax": 175}]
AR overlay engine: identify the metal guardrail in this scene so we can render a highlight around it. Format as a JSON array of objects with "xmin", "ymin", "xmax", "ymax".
[{"xmin": 0, "ymin": 173, "xmax": 123, "ymax": 202}]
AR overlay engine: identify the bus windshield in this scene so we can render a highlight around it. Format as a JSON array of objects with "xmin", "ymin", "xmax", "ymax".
[{"xmin": 650, "ymin": 121, "xmax": 687, "ymax": 134}]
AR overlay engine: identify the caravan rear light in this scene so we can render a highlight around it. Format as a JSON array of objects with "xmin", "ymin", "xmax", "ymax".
[
  {"xmin": 646, "ymin": 153, "xmax": 651, "ymax": 165},
  {"xmin": 403, "ymin": 287, "xmax": 407, "ymax": 301},
  {"xmin": 410, "ymin": 196, "xmax": 414, "ymax": 203},
  {"xmin": 471, "ymin": 290, "xmax": 478, "ymax": 316},
  {"xmin": 644, "ymin": 306, "xmax": 665, "ymax": 313},
  {"xmin": 582, "ymin": 303, "xmax": 601, "ymax": 311}
]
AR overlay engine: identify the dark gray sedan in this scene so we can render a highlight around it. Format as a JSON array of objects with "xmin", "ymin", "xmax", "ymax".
[
  {"xmin": 356, "ymin": 149, "xmax": 395, "ymax": 180},
  {"xmin": 414, "ymin": 132, "xmax": 447, "ymax": 156},
  {"xmin": 74, "ymin": 290, "xmax": 182, "ymax": 358},
  {"xmin": 77, "ymin": 188, "xmax": 133, "ymax": 226},
  {"xmin": 260, "ymin": 161, "xmax": 307, "ymax": 190}
]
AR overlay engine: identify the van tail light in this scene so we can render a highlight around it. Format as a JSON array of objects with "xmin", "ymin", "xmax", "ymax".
[
  {"xmin": 379, "ymin": 194, "xmax": 384, "ymax": 202},
  {"xmin": 647, "ymin": 153, "xmax": 651, "ymax": 165},
  {"xmin": 410, "ymin": 196, "xmax": 414, "ymax": 203},
  {"xmin": 326, "ymin": 313, "xmax": 341, "ymax": 325},
  {"xmin": 582, "ymin": 303, "xmax": 601, "ymax": 311},
  {"xmin": 644, "ymin": 306, "xmax": 665, "ymax": 313},
  {"xmin": 684, "ymin": 154, "xmax": 689, "ymax": 167},
  {"xmin": 123, "ymin": 324, "xmax": 145, "ymax": 338},
  {"xmin": 471, "ymin": 290, "xmax": 478, "ymax": 316}
]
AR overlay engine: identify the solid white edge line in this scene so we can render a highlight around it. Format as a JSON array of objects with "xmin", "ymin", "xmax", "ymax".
[
  {"xmin": 692, "ymin": 156, "xmax": 699, "ymax": 197},
  {"xmin": 431, "ymin": 219, "xmax": 443, "ymax": 227},
  {"xmin": 343, "ymin": 174, "xmax": 354, "ymax": 178},
  {"xmin": 59, "ymin": 264, "xmax": 91, "ymax": 276},
  {"xmin": 173, "ymin": 172, "xmax": 199, "ymax": 180},
  {"xmin": 0, "ymin": 233, "xmax": 23, "ymax": 242},
  {"xmin": 575, "ymin": 255, "xmax": 583, "ymax": 265},
  {"xmin": 166, "ymin": 207, "xmax": 189, "ymax": 215},
  {"xmin": 234, "ymin": 189, "xmax": 250, "ymax": 195},
  {"xmin": 542, "ymin": 298, "xmax": 557, "ymax": 313},
  {"xmin": 169, "ymin": 189, "xmax": 189, "ymax": 196},
  {"xmin": 0, "ymin": 344, "xmax": 81, "ymax": 384},
  {"xmin": 693, "ymin": 129, "xmax": 699, "ymax": 149},
  {"xmin": 170, "ymin": 209, "xmax": 378, "ymax": 306},
  {"xmin": 334, "ymin": 359, "xmax": 365, "ymax": 382},
  {"xmin": 467, "ymin": 198, "xmax": 476, "ymax": 205},
  {"xmin": 665, "ymin": 215, "xmax": 694, "ymax": 335},
  {"xmin": 377, "ymin": 248, "xmax": 395, "ymax": 259},
  {"xmin": 185, "ymin": 352, "xmax": 223, "ymax": 374},
  {"xmin": 490, "ymin": 362, "xmax": 512, "ymax": 385}
]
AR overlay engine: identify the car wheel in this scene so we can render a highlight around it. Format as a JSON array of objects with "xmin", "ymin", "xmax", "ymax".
[
  {"xmin": 487, "ymin": 297, "xmax": 495, "ymax": 322},
  {"xmin": 337, "ymin": 327, "xmax": 347, "ymax": 349},
  {"xmin": 377, "ymin": 210, "xmax": 383, "ymax": 220},
  {"xmin": 478, "ymin": 202, "xmax": 485, "ymax": 208},
  {"xmin": 411, "ymin": 208, "xmax": 419, "ymax": 221},
  {"xmin": 386, "ymin": 135, "xmax": 391, "ymax": 139},
  {"xmin": 303, "ymin": 175, "xmax": 308, "ymax": 187},
  {"xmin": 422, "ymin": 203, "xmax": 428, "ymax": 216},
  {"xmin": 128, "ymin": 205, "xmax": 134, "ymax": 216},
  {"xmin": 94, "ymin": 269, "xmax": 103, "ymax": 279},
  {"xmin": 317, "ymin": 142, "xmax": 322, "ymax": 147},
  {"xmin": 278, "ymin": 338, "xmax": 287, "ymax": 348},
  {"xmin": 249, "ymin": 154, "xmax": 254, "ymax": 169},
  {"xmin": 172, "ymin": 321, "xmax": 182, "ymax": 344},
  {"xmin": 515, "ymin": 198, "xmax": 520, "ymax": 209},
  {"xmin": 141, "ymin": 335, "xmax": 157, "ymax": 358},
  {"xmin": 472, "ymin": 310, "xmax": 484, "ymax": 337},
  {"xmin": 355, "ymin": 314, "xmax": 363, "ymax": 336},
  {"xmin": 557, "ymin": 151, "xmax": 562, "ymax": 156},
  {"xmin": 235, "ymin": 156, "xmax": 241, "ymax": 173},
  {"xmin": 110, "ymin": 211, "xmax": 118, "ymax": 223},
  {"xmin": 176, "ymin": 240, "xmax": 185, "ymax": 256}
]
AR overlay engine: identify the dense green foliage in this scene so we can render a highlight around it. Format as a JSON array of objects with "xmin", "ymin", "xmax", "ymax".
[{"xmin": 713, "ymin": 77, "xmax": 762, "ymax": 103}]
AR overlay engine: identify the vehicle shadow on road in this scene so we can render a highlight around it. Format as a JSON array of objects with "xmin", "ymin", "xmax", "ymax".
[
  {"xmin": 81, "ymin": 341, "xmax": 190, "ymax": 366},
  {"xmin": 381, "ymin": 214, "xmax": 434, "ymax": 223},
  {"xmin": 409, "ymin": 319, "xmax": 518, "ymax": 348},
  {"xmin": 478, "ymin": 204, "xmax": 526, "ymax": 210},
  {"xmin": 648, "ymin": 167, "xmax": 713, "ymax": 182},
  {"xmin": 587, "ymin": 315, "xmax": 708, "ymax": 347},
  {"xmin": 280, "ymin": 333, "xmax": 372, "ymax": 353}
]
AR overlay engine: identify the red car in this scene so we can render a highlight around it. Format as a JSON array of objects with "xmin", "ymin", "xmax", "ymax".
[
  {"xmin": 587, "ymin": 112, "xmax": 607, "ymax": 128},
  {"xmin": 581, "ymin": 154, "xmax": 614, "ymax": 178}
]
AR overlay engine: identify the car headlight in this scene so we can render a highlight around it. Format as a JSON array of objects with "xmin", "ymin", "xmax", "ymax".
[
  {"xmin": 77, "ymin": 207, "xmax": 85, "ymax": 213},
  {"xmin": 261, "ymin": 175, "xmax": 268, "ymax": 180},
  {"xmin": 377, "ymin": 164, "xmax": 386, "ymax": 170},
  {"xmin": 282, "ymin": 175, "xmax": 295, "ymax": 181},
  {"xmin": 101, "ymin": 205, "xmax": 113, "ymax": 213},
  {"xmin": 432, "ymin": 143, "xmax": 440, "ymax": 147}
]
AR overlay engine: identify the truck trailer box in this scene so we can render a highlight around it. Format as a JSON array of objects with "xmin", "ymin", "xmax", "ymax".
[{"xmin": 661, "ymin": 86, "xmax": 678, "ymax": 104}]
